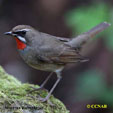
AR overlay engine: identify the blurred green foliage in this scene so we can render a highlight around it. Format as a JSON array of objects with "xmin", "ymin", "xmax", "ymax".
[
  {"xmin": 75, "ymin": 69, "xmax": 106, "ymax": 100},
  {"xmin": 65, "ymin": 2, "xmax": 113, "ymax": 108},
  {"xmin": 65, "ymin": 2, "xmax": 113, "ymax": 50},
  {"xmin": 75, "ymin": 69, "xmax": 113, "ymax": 107},
  {"xmin": 65, "ymin": 3, "xmax": 109, "ymax": 35}
]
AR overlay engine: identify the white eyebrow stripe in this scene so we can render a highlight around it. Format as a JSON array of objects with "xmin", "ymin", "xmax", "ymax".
[
  {"xmin": 16, "ymin": 29, "xmax": 31, "ymax": 32},
  {"xmin": 17, "ymin": 36, "xmax": 26, "ymax": 43}
]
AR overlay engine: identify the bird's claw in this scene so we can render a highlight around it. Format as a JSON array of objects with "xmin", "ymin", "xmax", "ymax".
[
  {"xmin": 38, "ymin": 97, "xmax": 54, "ymax": 106},
  {"xmin": 38, "ymin": 97, "xmax": 47, "ymax": 102}
]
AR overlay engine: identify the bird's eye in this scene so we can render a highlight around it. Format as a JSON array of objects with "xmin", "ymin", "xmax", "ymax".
[{"xmin": 13, "ymin": 30, "xmax": 26, "ymax": 37}]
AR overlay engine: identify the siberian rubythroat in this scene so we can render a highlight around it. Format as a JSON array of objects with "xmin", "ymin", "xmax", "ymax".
[{"xmin": 4, "ymin": 22, "xmax": 110, "ymax": 102}]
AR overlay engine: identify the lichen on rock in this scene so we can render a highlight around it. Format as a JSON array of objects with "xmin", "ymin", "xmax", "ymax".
[{"xmin": 0, "ymin": 66, "xmax": 69, "ymax": 113}]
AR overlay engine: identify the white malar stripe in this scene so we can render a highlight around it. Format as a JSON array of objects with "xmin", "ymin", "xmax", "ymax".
[{"xmin": 17, "ymin": 36, "xmax": 26, "ymax": 43}]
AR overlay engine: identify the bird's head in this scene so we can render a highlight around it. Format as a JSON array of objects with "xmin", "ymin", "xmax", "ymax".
[{"xmin": 4, "ymin": 25, "xmax": 36, "ymax": 50}]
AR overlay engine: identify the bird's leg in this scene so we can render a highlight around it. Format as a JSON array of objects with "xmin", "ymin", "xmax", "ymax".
[
  {"xmin": 39, "ymin": 70, "xmax": 62, "ymax": 102},
  {"xmin": 30, "ymin": 72, "xmax": 53, "ymax": 92},
  {"xmin": 40, "ymin": 72, "xmax": 53, "ymax": 89}
]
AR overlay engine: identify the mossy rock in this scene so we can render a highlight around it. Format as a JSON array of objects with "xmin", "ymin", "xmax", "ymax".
[{"xmin": 0, "ymin": 66, "xmax": 69, "ymax": 113}]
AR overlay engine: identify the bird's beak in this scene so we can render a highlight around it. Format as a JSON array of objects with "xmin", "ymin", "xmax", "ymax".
[{"xmin": 4, "ymin": 31, "xmax": 12, "ymax": 36}]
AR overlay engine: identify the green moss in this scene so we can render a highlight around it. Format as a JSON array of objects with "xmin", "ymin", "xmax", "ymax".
[{"xmin": 0, "ymin": 66, "xmax": 69, "ymax": 113}]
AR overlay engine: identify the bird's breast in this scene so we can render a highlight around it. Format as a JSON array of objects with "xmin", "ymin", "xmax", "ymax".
[{"xmin": 18, "ymin": 47, "xmax": 64, "ymax": 72}]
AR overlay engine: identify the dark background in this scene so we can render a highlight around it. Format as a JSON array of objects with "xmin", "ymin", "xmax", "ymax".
[{"xmin": 0, "ymin": 0, "xmax": 113, "ymax": 113}]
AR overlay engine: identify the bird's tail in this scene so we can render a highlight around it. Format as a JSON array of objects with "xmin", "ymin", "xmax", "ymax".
[{"xmin": 68, "ymin": 22, "xmax": 111, "ymax": 48}]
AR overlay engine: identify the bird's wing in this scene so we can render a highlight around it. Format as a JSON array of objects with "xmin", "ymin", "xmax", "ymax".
[
  {"xmin": 48, "ymin": 47, "xmax": 88, "ymax": 64},
  {"xmin": 34, "ymin": 32, "xmax": 88, "ymax": 64},
  {"xmin": 36, "ymin": 39, "xmax": 87, "ymax": 64}
]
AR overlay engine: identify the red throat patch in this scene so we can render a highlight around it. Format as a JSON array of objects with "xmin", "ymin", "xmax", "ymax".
[{"xmin": 15, "ymin": 37, "xmax": 26, "ymax": 50}]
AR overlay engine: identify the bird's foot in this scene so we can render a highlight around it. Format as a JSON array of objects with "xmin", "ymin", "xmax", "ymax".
[
  {"xmin": 38, "ymin": 96, "xmax": 54, "ymax": 106},
  {"xmin": 29, "ymin": 86, "xmax": 48, "ymax": 93},
  {"xmin": 38, "ymin": 97, "xmax": 47, "ymax": 102}
]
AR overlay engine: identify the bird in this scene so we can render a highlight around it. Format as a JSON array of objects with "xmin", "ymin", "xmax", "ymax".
[{"xmin": 4, "ymin": 22, "xmax": 110, "ymax": 102}]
